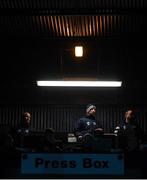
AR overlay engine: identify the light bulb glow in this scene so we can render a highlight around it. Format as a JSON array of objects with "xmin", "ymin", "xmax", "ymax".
[{"xmin": 75, "ymin": 46, "xmax": 83, "ymax": 57}]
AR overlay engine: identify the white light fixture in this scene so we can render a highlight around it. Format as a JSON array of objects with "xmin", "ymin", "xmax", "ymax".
[
  {"xmin": 75, "ymin": 46, "xmax": 83, "ymax": 57},
  {"xmin": 37, "ymin": 81, "xmax": 122, "ymax": 87}
]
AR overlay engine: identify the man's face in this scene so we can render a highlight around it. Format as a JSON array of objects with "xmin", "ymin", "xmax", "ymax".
[
  {"xmin": 125, "ymin": 110, "xmax": 134, "ymax": 120},
  {"xmin": 88, "ymin": 108, "xmax": 96, "ymax": 116},
  {"xmin": 23, "ymin": 113, "xmax": 31, "ymax": 124}
]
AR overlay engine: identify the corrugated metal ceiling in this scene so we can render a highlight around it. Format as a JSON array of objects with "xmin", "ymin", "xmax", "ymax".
[
  {"xmin": 0, "ymin": 0, "xmax": 147, "ymax": 38},
  {"xmin": 0, "ymin": 0, "xmax": 146, "ymax": 9}
]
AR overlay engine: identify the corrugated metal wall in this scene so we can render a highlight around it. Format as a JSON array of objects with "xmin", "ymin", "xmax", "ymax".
[{"xmin": 0, "ymin": 104, "xmax": 146, "ymax": 133}]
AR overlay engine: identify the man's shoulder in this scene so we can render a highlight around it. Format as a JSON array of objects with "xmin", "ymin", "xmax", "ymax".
[
  {"xmin": 79, "ymin": 117, "xmax": 86, "ymax": 120},
  {"xmin": 79, "ymin": 117, "xmax": 89, "ymax": 121},
  {"xmin": 80, "ymin": 116, "xmax": 88, "ymax": 120}
]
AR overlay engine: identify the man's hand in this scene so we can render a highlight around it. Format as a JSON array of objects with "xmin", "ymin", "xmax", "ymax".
[{"xmin": 95, "ymin": 128, "xmax": 103, "ymax": 132}]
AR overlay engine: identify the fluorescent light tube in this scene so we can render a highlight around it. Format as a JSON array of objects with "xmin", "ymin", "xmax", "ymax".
[{"xmin": 37, "ymin": 81, "xmax": 122, "ymax": 87}]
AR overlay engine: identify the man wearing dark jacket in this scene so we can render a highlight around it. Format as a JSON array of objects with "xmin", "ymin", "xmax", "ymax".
[
  {"xmin": 16, "ymin": 112, "xmax": 31, "ymax": 135},
  {"xmin": 114, "ymin": 109, "xmax": 144, "ymax": 151},
  {"xmin": 74, "ymin": 104, "xmax": 103, "ymax": 142},
  {"xmin": 12, "ymin": 112, "xmax": 32, "ymax": 149}
]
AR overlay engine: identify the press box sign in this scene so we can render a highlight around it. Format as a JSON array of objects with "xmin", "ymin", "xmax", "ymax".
[{"xmin": 21, "ymin": 153, "xmax": 124, "ymax": 175}]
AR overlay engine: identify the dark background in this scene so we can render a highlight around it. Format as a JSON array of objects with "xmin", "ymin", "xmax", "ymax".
[
  {"xmin": 0, "ymin": 0, "xmax": 147, "ymax": 133},
  {"xmin": 0, "ymin": 36, "xmax": 146, "ymax": 105}
]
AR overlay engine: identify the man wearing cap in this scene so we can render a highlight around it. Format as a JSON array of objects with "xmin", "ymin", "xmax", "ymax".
[{"xmin": 74, "ymin": 104, "xmax": 103, "ymax": 142}]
